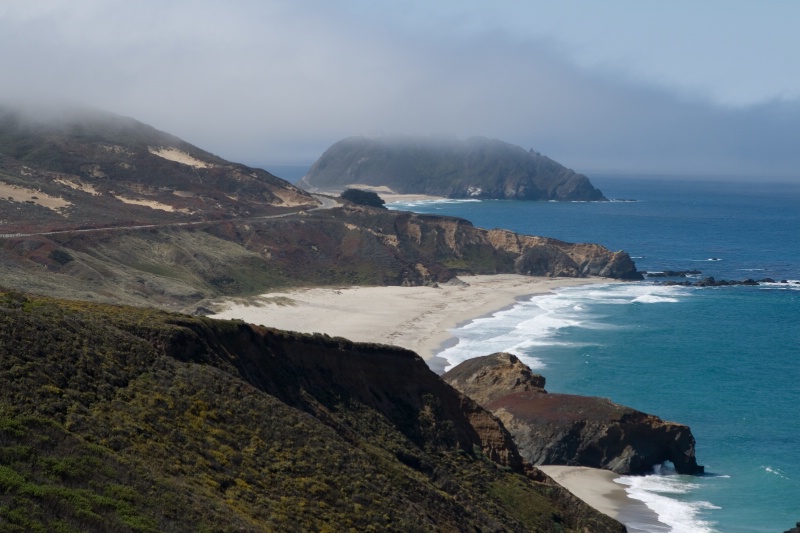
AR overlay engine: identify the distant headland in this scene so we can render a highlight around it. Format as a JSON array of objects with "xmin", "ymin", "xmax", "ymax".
[{"xmin": 299, "ymin": 135, "xmax": 607, "ymax": 201}]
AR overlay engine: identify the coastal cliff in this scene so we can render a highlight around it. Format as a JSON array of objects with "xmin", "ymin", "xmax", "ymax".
[
  {"xmin": 301, "ymin": 135, "xmax": 607, "ymax": 201},
  {"xmin": 0, "ymin": 290, "xmax": 625, "ymax": 532},
  {"xmin": 444, "ymin": 353, "xmax": 704, "ymax": 475},
  {"xmin": 0, "ymin": 204, "xmax": 641, "ymax": 311}
]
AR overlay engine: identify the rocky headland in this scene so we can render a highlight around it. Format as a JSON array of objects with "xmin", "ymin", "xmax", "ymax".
[
  {"xmin": 300, "ymin": 135, "xmax": 607, "ymax": 201},
  {"xmin": 444, "ymin": 353, "xmax": 704, "ymax": 475}
]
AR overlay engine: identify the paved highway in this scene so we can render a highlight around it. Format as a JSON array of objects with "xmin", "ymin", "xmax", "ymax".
[{"xmin": 0, "ymin": 194, "xmax": 341, "ymax": 239}]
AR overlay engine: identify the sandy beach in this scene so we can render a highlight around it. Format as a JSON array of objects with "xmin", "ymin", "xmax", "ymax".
[
  {"xmin": 538, "ymin": 466, "xmax": 664, "ymax": 532},
  {"xmin": 211, "ymin": 274, "xmax": 602, "ymax": 372}
]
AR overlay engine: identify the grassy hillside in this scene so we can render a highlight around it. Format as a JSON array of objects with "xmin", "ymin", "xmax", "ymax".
[
  {"xmin": 0, "ymin": 105, "xmax": 314, "ymax": 235},
  {"xmin": 0, "ymin": 290, "xmax": 624, "ymax": 532}
]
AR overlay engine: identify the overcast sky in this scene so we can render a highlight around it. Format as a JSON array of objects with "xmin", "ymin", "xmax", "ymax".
[{"xmin": 2, "ymin": 0, "xmax": 799, "ymax": 178}]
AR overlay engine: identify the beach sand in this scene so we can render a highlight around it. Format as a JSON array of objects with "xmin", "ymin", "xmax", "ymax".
[
  {"xmin": 210, "ymin": 274, "xmax": 662, "ymax": 530},
  {"xmin": 381, "ymin": 192, "xmax": 446, "ymax": 203},
  {"xmin": 538, "ymin": 466, "xmax": 665, "ymax": 532},
  {"xmin": 211, "ymin": 274, "xmax": 601, "ymax": 372}
]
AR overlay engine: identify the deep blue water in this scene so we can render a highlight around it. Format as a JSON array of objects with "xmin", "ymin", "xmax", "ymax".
[{"xmin": 389, "ymin": 176, "xmax": 800, "ymax": 533}]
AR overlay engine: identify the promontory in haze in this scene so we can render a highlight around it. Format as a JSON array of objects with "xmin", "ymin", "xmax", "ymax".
[{"xmin": 300, "ymin": 135, "xmax": 607, "ymax": 201}]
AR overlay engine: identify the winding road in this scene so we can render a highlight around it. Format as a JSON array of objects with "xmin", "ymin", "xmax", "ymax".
[{"xmin": 0, "ymin": 194, "xmax": 341, "ymax": 239}]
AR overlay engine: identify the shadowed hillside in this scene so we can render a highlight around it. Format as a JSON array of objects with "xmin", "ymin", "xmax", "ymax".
[{"xmin": 0, "ymin": 290, "xmax": 625, "ymax": 532}]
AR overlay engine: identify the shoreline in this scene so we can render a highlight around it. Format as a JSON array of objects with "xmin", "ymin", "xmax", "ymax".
[
  {"xmin": 381, "ymin": 192, "xmax": 447, "ymax": 203},
  {"xmin": 537, "ymin": 466, "xmax": 665, "ymax": 532},
  {"xmin": 210, "ymin": 274, "xmax": 604, "ymax": 370}
]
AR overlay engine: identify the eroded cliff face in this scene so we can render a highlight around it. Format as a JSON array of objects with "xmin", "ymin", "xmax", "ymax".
[
  {"xmin": 443, "ymin": 353, "xmax": 704, "ymax": 475},
  {"xmin": 440, "ymin": 351, "xmax": 547, "ymax": 405},
  {"xmin": 336, "ymin": 205, "xmax": 643, "ymax": 283},
  {"xmin": 177, "ymin": 321, "xmax": 529, "ymax": 471}
]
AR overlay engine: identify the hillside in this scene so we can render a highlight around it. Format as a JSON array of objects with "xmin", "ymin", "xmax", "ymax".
[
  {"xmin": 300, "ymin": 135, "xmax": 607, "ymax": 201},
  {"xmin": 0, "ymin": 204, "xmax": 641, "ymax": 311},
  {"xmin": 0, "ymin": 290, "xmax": 625, "ymax": 532},
  {"xmin": 0, "ymin": 107, "xmax": 645, "ymax": 531},
  {"xmin": 0, "ymin": 107, "xmax": 640, "ymax": 310},
  {"xmin": 0, "ymin": 105, "xmax": 314, "ymax": 234}
]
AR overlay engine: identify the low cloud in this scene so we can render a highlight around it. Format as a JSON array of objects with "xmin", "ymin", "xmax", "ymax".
[{"xmin": 1, "ymin": 1, "xmax": 799, "ymax": 178}]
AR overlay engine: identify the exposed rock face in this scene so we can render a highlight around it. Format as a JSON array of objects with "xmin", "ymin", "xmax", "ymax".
[
  {"xmin": 443, "ymin": 353, "xmax": 704, "ymax": 475},
  {"xmin": 337, "ymin": 207, "xmax": 644, "ymax": 283},
  {"xmin": 301, "ymin": 135, "xmax": 607, "ymax": 201},
  {"xmin": 439, "ymin": 351, "xmax": 546, "ymax": 406}
]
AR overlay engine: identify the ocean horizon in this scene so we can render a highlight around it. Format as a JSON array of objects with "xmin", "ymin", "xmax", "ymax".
[{"xmin": 389, "ymin": 175, "xmax": 800, "ymax": 533}]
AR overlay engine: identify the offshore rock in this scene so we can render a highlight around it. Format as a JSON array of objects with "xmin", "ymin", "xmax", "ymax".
[
  {"xmin": 444, "ymin": 353, "xmax": 704, "ymax": 475},
  {"xmin": 663, "ymin": 276, "xmax": 768, "ymax": 287}
]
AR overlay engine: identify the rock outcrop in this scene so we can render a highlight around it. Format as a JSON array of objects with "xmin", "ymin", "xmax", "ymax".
[
  {"xmin": 439, "ymin": 351, "xmax": 546, "ymax": 405},
  {"xmin": 663, "ymin": 276, "xmax": 795, "ymax": 287},
  {"xmin": 443, "ymin": 353, "xmax": 704, "ymax": 475},
  {"xmin": 301, "ymin": 135, "xmax": 607, "ymax": 201},
  {"xmin": 783, "ymin": 521, "xmax": 800, "ymax": 533}
]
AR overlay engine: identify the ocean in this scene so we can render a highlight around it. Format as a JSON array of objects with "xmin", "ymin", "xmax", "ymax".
[{"xmin": 388, "ymin": 176, "xmax": 800, "ymax": 533}]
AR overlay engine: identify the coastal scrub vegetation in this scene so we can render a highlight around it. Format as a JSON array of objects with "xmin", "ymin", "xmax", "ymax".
[
  {"xmin": 0, "ymin": 289, "xmax": 623, "ymax": 532},
  {"xmin": 340, "ymin": 188, "xmax": 386, "ymax": 209}
]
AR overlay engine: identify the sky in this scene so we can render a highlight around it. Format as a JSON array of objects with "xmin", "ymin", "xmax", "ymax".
[{"xmin": 2, "ymin": 0, "xmax": 800, "ymax": 179}]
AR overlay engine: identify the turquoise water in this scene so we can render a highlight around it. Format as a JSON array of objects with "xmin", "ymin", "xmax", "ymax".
[{"xmin": 389, "ymin": 177, "xmax": 800, "ymax": 533}]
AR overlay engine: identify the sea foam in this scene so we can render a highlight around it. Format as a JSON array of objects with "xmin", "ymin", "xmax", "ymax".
[
  {"xmin": 387, "ymin": 198, "xmax": 481, "ymax": 210},
  {"xmin": 437, "ymin": 282, "xmax": 689, "ymax": 371},
  {"xmin": 617, "ymin": 465, "xmax": 720, "ymax": 533}
]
